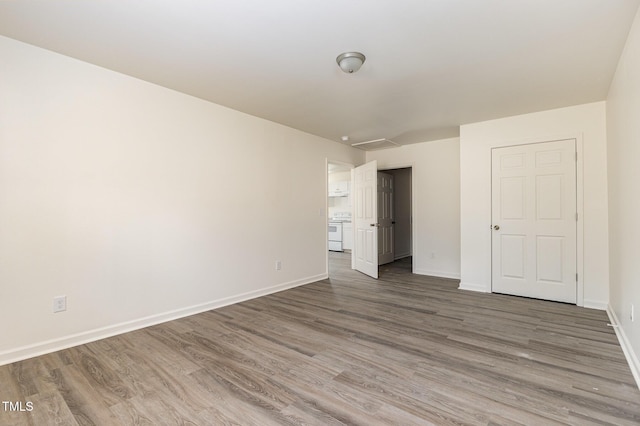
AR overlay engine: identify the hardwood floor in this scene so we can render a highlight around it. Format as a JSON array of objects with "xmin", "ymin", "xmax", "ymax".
[{"xmin": 1, "ymin": 251, "xmax": 639, "ymax": 425}]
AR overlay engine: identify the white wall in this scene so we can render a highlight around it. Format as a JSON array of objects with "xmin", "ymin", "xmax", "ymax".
[
  {"xmin": 459, "ymin": 102, "xmax": 609, "ymax": 308},
  {"xmin": 328, "ymin": 170, "xmax": 351, "ymax": 184},
  {"xmin": 366, "ymin": 138, "xmax": 461, "ymax": 279},
  {"xmin": 0, "ymin": 36, "xmax": 365, "ymax": 364},
  {"xmin": 606, "ymin": 7, "xmax": 640, "ymax": 385}
]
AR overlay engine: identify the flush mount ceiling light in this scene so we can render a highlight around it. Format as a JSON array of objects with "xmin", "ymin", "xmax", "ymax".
[{"xmin": 336, "ymin": 52, "xmax": 366, "ymax": 73}]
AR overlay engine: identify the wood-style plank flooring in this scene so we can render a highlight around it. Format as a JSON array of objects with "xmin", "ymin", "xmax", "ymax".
[{"xmin": 1, "ymin": 251, "xmax": 639, "ymax": 425}]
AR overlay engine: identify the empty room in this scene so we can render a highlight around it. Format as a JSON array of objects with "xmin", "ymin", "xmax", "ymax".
[{"xmin": 1, "ymin": 1, "xmax": 640, "ymax": 424}]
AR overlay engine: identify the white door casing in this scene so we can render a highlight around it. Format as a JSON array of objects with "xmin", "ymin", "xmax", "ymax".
[
  {"xmin": 491, "ymin": 139, "xmax": 577, "ymax": 303},
  {"xmin": 354, "ymin": 160, "xmax": 378, "ymax": 279},
  {"xmin": 378, "ymin": 172, "xmax": 394, "ymax": 265}
]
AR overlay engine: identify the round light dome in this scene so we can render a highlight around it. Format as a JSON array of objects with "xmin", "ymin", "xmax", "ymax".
[{"xmin": 336, "ymin": 52, "xmax": 366, "ymax": 74}]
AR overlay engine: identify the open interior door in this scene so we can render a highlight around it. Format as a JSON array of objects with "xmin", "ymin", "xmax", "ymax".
[
  {"xmin": 354, "ymin": 160, "xmax": 378, "ymax": 278},
  {"xmin": 378, "ymin": 171, "xmax": 394, "ymax": 265}
]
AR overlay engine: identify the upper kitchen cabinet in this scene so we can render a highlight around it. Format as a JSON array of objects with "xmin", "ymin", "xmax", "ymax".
[{"xmin": 328, "ymin": 181, "xmax": 350, "ymax": 197}]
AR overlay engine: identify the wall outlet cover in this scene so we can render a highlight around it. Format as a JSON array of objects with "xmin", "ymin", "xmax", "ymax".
[{"xmin": 53, "ymin": 296, "xmax": 67, "ymax": 313}]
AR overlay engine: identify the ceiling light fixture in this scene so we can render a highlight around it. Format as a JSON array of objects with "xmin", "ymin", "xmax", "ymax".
[{"xmin": 336, "ymin": 52, "xmax": 366, "ymax": 73}]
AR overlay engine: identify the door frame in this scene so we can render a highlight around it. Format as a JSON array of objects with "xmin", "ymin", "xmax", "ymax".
[
  {"xmin": 490, "ymin": 139, "xmax": 578, "ymax": 303},
  {"xmin": 378, "ymin": 163, "xmax": 415, "ymax": 273},
  {"xmin": 325, "ymin": 159, "xmax": 415, "ymax": 276},
  {"xmin": 489, "ymin": 135, "xmax": 585, "ymax": 306}
]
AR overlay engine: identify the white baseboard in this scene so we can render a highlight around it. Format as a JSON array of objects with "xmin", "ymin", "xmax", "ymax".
[
  {"xmin": 606, "ymin": 305, "xmax": 640, "ymax": 390},
  {"xmin": 458, "ymin": 281, "xmax": 489, "ymax": 293},
  {"xmin": 0, "ymin": 273, "xmax": 327, "ymax": 366},
  {"xmin": 413, "ymin": 268, "xmax": 460, "ymax": 280},
  {"xmin": 394, "ymin": 252, "xmax": 411, "ymax": 261},
  {"xmin": 583, "ymin": 299, "xmax": 608, "ymax": 310}
]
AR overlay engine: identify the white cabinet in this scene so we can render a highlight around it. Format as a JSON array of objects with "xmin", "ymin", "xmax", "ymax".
[
  {"xmin": 329, "ymin": 181, "xmax": 350, "ymax": 197},
  {"xmin": 342, "ymin": 222, "xmax": 353, "ymax": 250}
]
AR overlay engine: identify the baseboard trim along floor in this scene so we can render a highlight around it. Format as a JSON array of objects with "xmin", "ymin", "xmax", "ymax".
[{"xmin": 0, "ymin": 273, "xmax": 327, "ymax": 366}]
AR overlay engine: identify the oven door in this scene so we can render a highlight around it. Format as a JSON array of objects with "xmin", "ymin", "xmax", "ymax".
[
  {"xmin": 328, "ymin": 222, "xmax": 343, "ymax": 241},
  {"xmin": 328, "ymin": 222, "xmax": 343, "ymax": 251}
]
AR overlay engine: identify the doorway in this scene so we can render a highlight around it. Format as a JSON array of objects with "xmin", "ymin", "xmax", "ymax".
[
  {"xmin": 349, "ymin": 160, "xmax": 413, "ymax": 279},
  {"xmin": 327, "ymin": 160, "xmax": 413, "ymax": 279},
  {"xmin": 327, "ymin": 160, "xmax": 355, "ymax": 277},
  {"xmin": 382, "ymin": 167, "xmax": 412, "ymax": 262}
]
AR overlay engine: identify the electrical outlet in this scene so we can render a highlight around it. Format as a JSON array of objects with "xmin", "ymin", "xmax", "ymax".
[
  {"xmin": 275, "ymin": 260, "xmax": 282, "ymax": 271},
  {"xmin": 53, "ymin": 296, "xmax": 67, "ymax": 313}
]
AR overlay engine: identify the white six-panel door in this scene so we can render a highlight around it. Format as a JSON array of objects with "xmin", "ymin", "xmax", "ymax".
[
  {"xmin": 491, "ymin": 139, "xmax": 577, "ymax": 303},
  {"xmin": 354, "ymin": 161, "xmax": 378, "ymax": 279}
]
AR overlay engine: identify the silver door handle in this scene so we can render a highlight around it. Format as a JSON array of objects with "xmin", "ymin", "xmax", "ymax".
[{"xmin": 493, "ymin": 225, "xmax": 500, "ymax": 230}]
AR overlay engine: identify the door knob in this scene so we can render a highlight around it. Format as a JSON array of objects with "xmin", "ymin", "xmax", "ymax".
[
  {"xmin": 370, "ymin": 223, "xmax": 376, "ymax": 227},
  {"xmin": 493, "ymin": 225, "xmax": 500, "ymax": 230}
]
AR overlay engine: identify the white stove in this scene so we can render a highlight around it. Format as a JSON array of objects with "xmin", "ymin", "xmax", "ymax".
[
  {"xmin": 328, "ymin": 212, "xmax": 351, "ymax": 251},
  {"xmin": 328, "ymin": 221, "xmax": 343, "ymax": 251}
]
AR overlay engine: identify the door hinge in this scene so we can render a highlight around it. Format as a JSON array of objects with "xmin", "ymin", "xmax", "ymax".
[
  {"xmin": 575, "ymin": 152, "xmax": 578, "ymax": 161},
  {"xmin": 576, "ymin": 212, "xmax": 578, "ymax": 221},
  {"xmin": 576, "ymin": 273, "xmax": 579, "ymax": 282}
]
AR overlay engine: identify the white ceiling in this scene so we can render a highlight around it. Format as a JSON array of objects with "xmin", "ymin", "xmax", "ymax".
[{"xmin": 1, "ymin": 0, "xmax": 638, "ymax": 147}]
